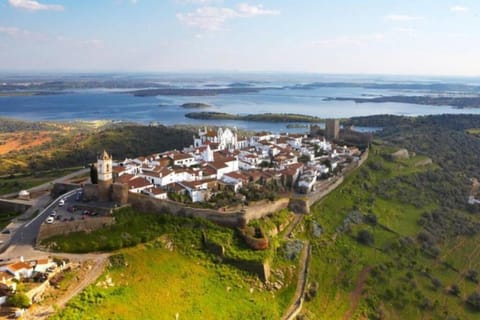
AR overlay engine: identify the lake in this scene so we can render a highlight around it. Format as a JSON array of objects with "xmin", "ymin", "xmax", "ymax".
[{"xmin": 1, "ymin": 80, "xmax": 480, "ymax": 133}]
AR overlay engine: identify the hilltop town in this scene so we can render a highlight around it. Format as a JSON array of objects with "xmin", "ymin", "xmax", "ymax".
[{"xmin": 97, "ymin": 120, "xmax": 363, "ymax": 206}]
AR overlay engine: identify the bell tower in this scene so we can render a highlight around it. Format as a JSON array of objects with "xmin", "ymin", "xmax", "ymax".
[
  {"xmin": 97, "ymin": 150, "xmax": 113, "ymax": 201},
  {"xmin": 98, "ymin": 150, "xmax": 113, "ymax": 182}
]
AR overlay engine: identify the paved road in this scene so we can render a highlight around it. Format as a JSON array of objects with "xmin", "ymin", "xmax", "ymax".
[{"xmin": 0, "ymin": 188, "xmax": 80, "ymax": 260}]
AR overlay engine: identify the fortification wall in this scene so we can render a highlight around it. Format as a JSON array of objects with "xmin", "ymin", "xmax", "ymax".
[
  {"xmin": 37, "ymin": 217, "xmax": 114, "ymax": 243},
  {"xmin": 0, "ymin": 200, "xmax": 31, "ymax": 214},
  {"xmin": 243, "ymin": 198, "xmax": 290, "ymax": 222},
  {"xmin": 128, "ymin": 193, "xmax": 244, "ymax": 228},
  {"xmin": 51, "ymin": 183, "xmax": 79, "ymax": 198}
]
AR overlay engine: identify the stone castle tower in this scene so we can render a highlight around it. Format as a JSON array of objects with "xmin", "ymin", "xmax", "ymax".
[{"xmin": 97, "ymin": 150, "xmax": 113, "ymax": 202}]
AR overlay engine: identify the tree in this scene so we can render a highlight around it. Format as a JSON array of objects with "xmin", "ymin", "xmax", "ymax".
[
  {"xmin": 449, "ymin": 284, "xmax": 461, "ymax": 297},
  {"xmin": 8, "ymin": 293, "xmax": 31, "ymax": 308},
  {"xmin": 431, "ymin": 277, "xmax": 442, "ymax": 291},
  {"xmin": 90, "ymin": 163, "xmax": 98, "ymax": 184},
  {"xmin": 365, "ymin": 213, "xmax": 378, "ymax": 226},
  {"xmin": 466, "ymin": 269, "xmax": 479, "ymax": 284},
  {"xmin": 467, "ymin": 291, "xmax": 480, "ymax": 311},
  {"xmin": 357, "ymin": 229, "xmax": 374, "ymax": 246}
]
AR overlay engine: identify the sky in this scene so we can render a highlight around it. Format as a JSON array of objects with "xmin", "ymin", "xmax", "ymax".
[{"xmin": 0, "ymin": 0, "xmax": 480, "ymax": 76}]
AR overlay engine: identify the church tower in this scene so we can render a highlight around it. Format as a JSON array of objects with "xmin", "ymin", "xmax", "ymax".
[
  {"xmin": 97, "ymin": 150, "xmax": 113, "ymax": 201},
  {"xmin": 98, "ymin": 150, "xmax": 113, "ymax": 182}
]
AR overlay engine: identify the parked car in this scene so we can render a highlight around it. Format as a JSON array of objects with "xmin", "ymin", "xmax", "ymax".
[
  {"xmin": 69, "ymin": 217, "xmax": 75, "ymax": 221},
  {"xmin": 45, "ymin": 216, "xmax": 54, "ymax": 224},
  {"xmin": 90, "ymin": 211, "xmax": 98, "ymax": 216},
  {"xmin": 62, "ymin": 217, "xmax": 68, "ymax": 222},
  {"xmin": 67, "ymin": 206, "xmax": 75, "ymax": 213},
  {"xmin": 82, "ymin": 210, "xmax": 90, "ymax": 215},
  {"xmin": 56, "ymin": 215, "xmax": 62, "ymax": 220},
  {"xmin": 58, "ymin": 199, "xmax": 65, "ymax": 207},
  {"xmin": 50, "ymin": 210, "xmax": 57, "ymax": 217},
  {"xmin": 1, "ymin": 229, "xmax": 10, "ymax": 234}
]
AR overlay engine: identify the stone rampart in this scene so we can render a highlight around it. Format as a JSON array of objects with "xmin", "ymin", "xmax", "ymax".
[
  {"xmin": 51, "ymin": 183, "xmax": 79, "ymax": 198},
  {"xmin": 37, "ymin": 217, "xmax": 114, "ymax": 243}
]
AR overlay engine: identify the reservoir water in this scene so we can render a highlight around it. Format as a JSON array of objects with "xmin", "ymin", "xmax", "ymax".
[{"xmin": 1, "ymin": 80, "xmax": 480, "ymax": 133}]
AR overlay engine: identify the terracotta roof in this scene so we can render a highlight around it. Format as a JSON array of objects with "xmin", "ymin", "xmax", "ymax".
[
  {"xmin": 128, "ymin": 177, "xmax": 152, "ymax": 190},
  {"xmin": 116, "ymin": 174, "xmax": 135, "ymax": 184},
  {"xmin": 7, "ymin": 262, "xmax": 32, "ymax": 272},
  {"xmin": 224, "ymin": 171, "xmax": 248, "ymax": 182},
  {"xmin": 160, "ymin": 168, "xmax": 174, "ymax": 177},
  {"xmin": 141, "ymin": 171, "xmax": 160, "ymax": 178},
  {"xmin": 36, "ymin": 259, "xmax": 50, "ymax": 265},
  {"xmin": 112, "ymin": 166, "xmax": 127, "ymax": 173},
  {"xmin": 208, "ymin": 161, "xmax": 228, "ymax": 170},
  {"xmin": 148, "ymin": 187, "xmax": 167, "ymax": 195},
  {"xmin": 172, "ymin": 153, "xmax": 194, "ymax": 161},
  {"xmin": 202, "ymin": 166, "xmax": 217, "ymax": 176}
]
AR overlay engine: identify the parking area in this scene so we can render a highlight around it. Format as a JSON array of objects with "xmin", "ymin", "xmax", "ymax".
[{"xmin": 42, "ymin": 191, "xmax": 112, "ymax": 226}]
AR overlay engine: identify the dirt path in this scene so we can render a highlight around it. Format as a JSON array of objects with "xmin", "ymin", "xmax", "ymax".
[
  {"xmin": 342, "ymin": 266, "xmax": 371, "ymax": 320},
  {"xmin": 23, "ymin": 253, "xmax": 109, "ymax": 320},
  {"xmin": 281, "ymin": 240, "xmax": 311, "ymax": 320}
]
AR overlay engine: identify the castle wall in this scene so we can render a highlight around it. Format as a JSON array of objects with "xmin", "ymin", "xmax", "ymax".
[
  {"xmin": 97, "ymin": 180, "xmax": 112, "ymax": 202},
  {"xmin": 128, "ymin": 193, "xmax": 244, "ymax": 228},
  {"xmin": 112, "ymin": 183, "xmax": 129, "ymax": 206},
  {"xmin": 36, "ymin": 216, "xmax": 114, "ymax": 244}
]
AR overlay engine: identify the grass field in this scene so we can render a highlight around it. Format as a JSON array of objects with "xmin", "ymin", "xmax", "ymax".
[
  {"xmin": 51, "ymin": 239, "xmax": 295, "ymax": 319},
  {"xmin": 301, "ymin": 145, "xmax": 480, "ymax": 319},
  {"xmin": 0, "ymin": 166, "xmax": 83, "ymax": 195}
]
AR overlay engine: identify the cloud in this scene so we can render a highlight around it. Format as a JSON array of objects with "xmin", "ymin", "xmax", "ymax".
[
  {"xmin": 177, "ymin": 3, "xmax": 279, "ymax": 31},
  {"xmin": 0, "ymin": 26, "xmax": 23, "ymax": 37},
  {"xmin": 0, "ymin": 26, "xmax": 48, "ymax": 41},
  {"xmin": 384, "ymin": 14, "xmax": 423, "ymax": 21},
  {"xmin": 236, "ymin": 3, "xmax": 280, "ymax": 17},
  {"xmin": 393, "ymin": 27, "xmax": 416, "ymax": 33},
  {"xmin": 311, "ymin": 33, "xmax": 385, "ymax": 47},
  {"xmin": 8, "ymin": 0, "xmax": 64, "ymax": 11},
  {"xmin": 0, "ymin": 25, "xmax": 103, "ymax": 48},
  {"xmin": 451, "ymin": 5, "xmax": 469, "ymax": 13}
]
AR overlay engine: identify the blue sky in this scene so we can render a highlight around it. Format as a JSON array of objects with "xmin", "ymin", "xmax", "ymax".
[{"xmin": 1, "ymin": 0, "xmax": 479, "ymax": 75}]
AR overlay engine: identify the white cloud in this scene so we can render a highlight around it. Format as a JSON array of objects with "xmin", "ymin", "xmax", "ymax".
[
  {"xmin": 311, "ymin": 33, "xmax": 385, "ymax": 47},
  {"xmin": 130, "ymin": 0, "xmax": 139, "ymax": 4},
  {"xmin": 384, "ymin": 14, "xmax": 423, "ymax": 21},
  {"xmin": 236, "ymin": 3, "xmax": 280, "ymax": 17},
  {"xmin": 8, "ymin": 0, "xmax": 64, "ymax": 11},
  {"xmin": 177, "ymin": 3, "xmax": 279, "ymax": 31},
  {"xmin": 451, "ymin": 5, "xmax": 469, "ymax": 13},
  {"xmin": 0, "ymin": 26, "xmax": 23, "ymax": 37},
  {"xmin": 393, "ymin": 27, "xmax": 416, "ymax": 34}
]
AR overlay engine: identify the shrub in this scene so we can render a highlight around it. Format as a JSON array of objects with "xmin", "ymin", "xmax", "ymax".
[
  {"xmin": 8, "ymin": 293, "xmax": 31, "ymax": 308},
  {"xmin": 357, "ymin": 229, "xmax": 374, "ymax": 246},
  {"xmin": 466, "ymin": 291, "xmax": 480, "ymax": 311},
  {"xmin": 466, "ymin": 269, "xmax": 479, "ymax": 284},
  {"xmin": 364, "ymin": 213, "xmax": 378, "ymax": 226},
  {"xmin": 449, "ymin": 284, "xmax": 460, "ymax": 296}
]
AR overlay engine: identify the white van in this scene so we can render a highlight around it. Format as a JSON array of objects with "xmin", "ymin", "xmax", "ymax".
[
  {"xmin": 45, "ymin": 216, "xmax": 54, "ymax": 224},
  {"xmin": 58, "ymin": 199, "xmax": 65, "ymax": 207}
]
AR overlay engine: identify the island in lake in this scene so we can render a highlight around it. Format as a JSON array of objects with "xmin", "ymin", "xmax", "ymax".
[
  {"xmin": 129, "ymin": 87, "xmax": 269, "ymax": 97},
  {"xmin": 325, "ymin": 95, "xmax": 480, "ymax": 108},
  {"xmin": 180, "ymin": 103, "xmax": 212, "ymax": 109},
  {"xmin": 185, "ymin": 112, "xmax": 323, "ymax": 122}
]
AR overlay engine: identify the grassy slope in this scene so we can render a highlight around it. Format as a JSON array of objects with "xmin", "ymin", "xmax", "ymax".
[
  {"xmin": 47, "ymin": 210, "xmax": 296, "ymax": 319},
  {"xmin": 52, "ymin": 245, "xmax": 287, "ymax": 320},
  {"xmin": 301, "ymin": 146, "xmax": 480, "ymax": 319}
]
